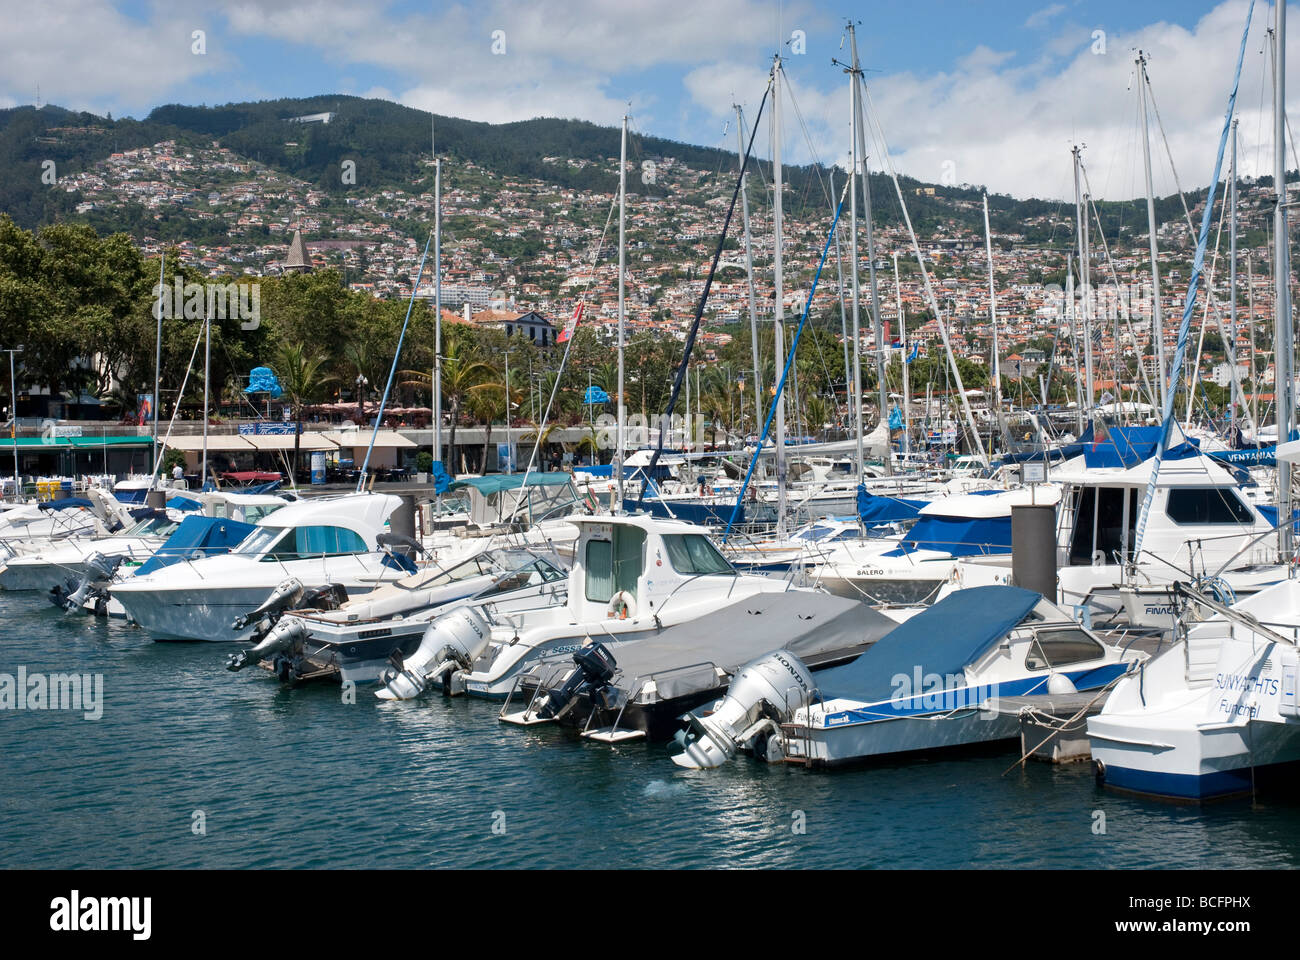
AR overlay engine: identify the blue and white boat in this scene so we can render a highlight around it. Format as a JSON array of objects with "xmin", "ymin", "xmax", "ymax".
[
  {"xmin": 1088, "ymin": 577, "xmax": 1300, "ymax": 800},
  {"xmin": 671, "ymin": 584, "xmax": 1141, "ymax": 769},
  {"xmin": 812, "ymin": 488, "xmax": 1060, "ymax": 605}
]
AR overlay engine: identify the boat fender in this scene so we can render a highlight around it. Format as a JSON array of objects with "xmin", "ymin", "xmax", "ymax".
[
  {"xmin": 1046, "ymin": 672, "xmax": 1078, "ymax": 695},
  {"xmin": 607, "ymin": 591, "xmax": 635, "ymax": 620}
]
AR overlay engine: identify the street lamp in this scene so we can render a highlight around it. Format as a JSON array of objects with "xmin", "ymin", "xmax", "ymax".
[
  {"xmin": 4, "ymin": 346, "xmax": 23, "ymax": 501},
  {"xmin": 355, "ymin": 374, "xmax": 369, "ymax": 425}
]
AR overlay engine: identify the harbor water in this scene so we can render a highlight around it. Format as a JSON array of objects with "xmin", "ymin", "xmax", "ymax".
[{"xmin": 2, "ymin": 591, "xmax": 1299, "ymax": 870}]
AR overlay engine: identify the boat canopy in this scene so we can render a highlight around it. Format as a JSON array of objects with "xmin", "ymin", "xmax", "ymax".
[
  {"xmin": 450, "ymin": 473, "xmax": 573, "ymax": 495},
  {"xmin": 856, "ymin": 485, "xmax": 926, "ymax": 526},
  {"xmin": 1082, "ymin": 425, "xmax": 1200, "ymax": 469},
  {"xmin": 135, "ymin": 516, "xmax": 259, "ymax": 576},
  {"xmin": 814, "ymin": 585, "xmax": 1041, "ymax": 703}
]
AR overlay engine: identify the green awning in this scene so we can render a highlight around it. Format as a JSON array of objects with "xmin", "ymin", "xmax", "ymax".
[
  {"xmin": 449, "ymin": 473, "xmax": 573, "ymax": 495},
  {"xmin": 0, "ymin": 435, "xmax": 153, "ymax": 449}
]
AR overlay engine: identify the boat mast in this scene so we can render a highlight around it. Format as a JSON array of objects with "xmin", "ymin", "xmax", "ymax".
[
  {"xmin": 1229, "ymin": 117, "xmax": 1239, "ymax": 437},
  {"xmin": 773, "ymin": 55, "xmax": 788, "ymax": 537},
  {"xmin": 894, "ymin": 251, "xmax": 910, "ymax": 458},
  {"xmin": 616, "ymin": 113, "xmax": 628, "ymax": 505},
  {"xmin": 982, "ymin": 193, "xmax": 1003, "ymax": 444},
  {"xmin": 201, "ymin": 311, "xmax": 211, "ymax": 485},
  {"xmin": 735, "ymin": 104, "xmax": 763, "ymax": 433},
  {"xmin": 1273, "ymin": 2, "xmax": 1294, "ymax": 560},
  {"xmin": 849, "ymin": 24, "xmax": 889, "ymax": 474},
  {"xmin": 433, "ymin": 118, "xmax": 443, "ymax": 486},
  {"xmin": 152, "ymin": 252, "xmax": 163, "ymax": 476},
  {"xmin": 1072, "ymin": 145, "xmax": 1094, "ymax": 415},
  {"xmin": 830, "ymin": 168, "xmax": 853, "ymax": 440},
  {"xmin": 1136, "ymin": 52, "xmax": 1168, "ymax": 408},
  {"xmin": 845, "ymin": 46, "xmax": 865, "ymax": 485}
]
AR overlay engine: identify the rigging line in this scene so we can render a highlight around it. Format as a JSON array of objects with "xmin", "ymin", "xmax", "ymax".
[
  {"xmin": 724, "ymin": 182, "xmax": 849, "ymax": 541},
  {"xmin": 636, "ymin": 77, "xmax": 773, "ymax": 507},
  {"xmin": 506, "ymin": 186, "xmax": 622, "ymax": 523},
  {"xmin": 145, "ymin": 319, "xmax": 206, "ymax": 488},
  {"xmin": 857, "ymin": 75, "xmax": 986, "ymax": 465},
  {"xmin": 1132, "ymin": 0, "xmax": 1254, "ymax": 556},
  {"xmin": 356, "ymin": 230, "xmax": 433, "ymax": 491}
]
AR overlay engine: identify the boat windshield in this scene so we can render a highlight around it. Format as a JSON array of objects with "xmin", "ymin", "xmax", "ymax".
[
  {"xmin": 233, "ymin": 526, "xmax": 285, "ymax": 557},
  {"xmin": 477, "ymin": 556, "xmax": 567, "ymax": 598},
  {"xmin": 662, "ymin": 534, "xmax": 735, "ymax": 576},
  {"xmin": 126, "ymin": 515, "xmax": 181, "ymax": 538}
]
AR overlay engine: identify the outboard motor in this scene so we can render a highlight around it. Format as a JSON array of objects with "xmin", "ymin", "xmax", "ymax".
[
  {"xmin": 225, "ymin": 583, "xmax": 348, "ymax": 674},
  {"xmin": 375, "ymin": 606, "xmax": 493, "ymax": 701},
  {"xmin": 533, "ymin": 641, "xmax": 618, "ymax": 721},
  {"xmin": 225, "ymin": 615, "xmax": 308, "ymax": 672},
  {"xmin": 230, "ymin": 577, "xmax": 306, "ymax": 633},
  {"xmin": 671, "ymin": 651, "xmax": 815, "ymax": 769},
  {"xmin": 49, "ymin": 552, "xmax": 124, "ymax": 615}
]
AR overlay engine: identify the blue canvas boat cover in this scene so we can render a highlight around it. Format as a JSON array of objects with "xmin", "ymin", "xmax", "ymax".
[
  {"xmin": 1082, "ymin": 425, "xmax": 1200, "ymax": 468},
  {"xmin": 883, "ymin": 514, "xmax": 1012, "ymax": 557},
  {"xmin": 856, "ymin": 484, "xmax": 926, "ymax": 526},
  {"xmin": 135, "ymin": 515, "xmax": 258, "ymax": 575},
  {"xmin": 624, "ymin": 499, "xmax": 743, "ymax": 526},
  {"xmin": 813, "ymin": 584, "xmax": 1041, "ymax": 703},
  {"xmin": 37, "ymin": 497, "xmax": 94, "ymax": 511}
]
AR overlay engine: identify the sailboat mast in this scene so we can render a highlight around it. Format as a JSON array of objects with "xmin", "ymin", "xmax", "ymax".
[
  {"xmin": 1137, "ymin": 52, "xmax": 1168, "ymax": 408},
  {"xmin": 1073, "ymin": 145, "xmax": 1094, "ymax": 413},
  {"xmin": 773, "ymin": 55, "xmax": 788, "ymax": 537},
  {"xmin": 846, "ymin": 48, "xmax": 865, "ymax": 485},
  {"xmin": 616, "ymin": 114, "xmax": 628, "ymax": 504},
  {"xmin": 433, "ymin": 149, "xmax": 443, "ymax": 479},
  {"xmin": 152, "ymin": 252, "xmax": 163, "ymax": 477},
  {"xmin": 848, "ymin": 26, "xmax": 888, "ymax": 466},
  {"xmin": 201, "ymin": 313, "xmax": 211, "ymax": 484},
  {"xmin": 1273, "ymin": 2, "xmax": 1294, "ymax": 559},
  {"xmin": 983, "ymin": 193, "xmax": 1002, "ymax": 437},
  {"xmin": 1229, "ymin": 118, "xmax": 1239, "ymax": 435},
  {"xmin": 735, "ymin": 104, "xmax": 763, "ymax": 432},
  {"xmin": 894, "ymin": 251, "xmax": 910, "ymax": 458}
]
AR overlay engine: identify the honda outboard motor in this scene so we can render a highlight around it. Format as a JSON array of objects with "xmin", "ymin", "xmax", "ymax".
[
  {"xmin": 533, "ymin": 641, "xmax": 618, "ymax": 721},
  {"xmin": 671, "ymin": 650, "xmax": 815, "ymax": 769},
  {"xmin": 375, "ymin": 606, "xmax": 493, "ymax": 701},
  {"xmin": 49, "ymin": 552, "xmax": 125, "ymax": 615}
]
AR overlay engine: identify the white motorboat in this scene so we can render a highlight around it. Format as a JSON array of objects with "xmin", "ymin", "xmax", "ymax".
[
  {"xmin": 376, "ymin": 513, "xmax": 840, "ymax": 702},
  {"xmin": 671, "ymin": 584, "xmax": 1141, "ymax": 769},
  {"xmin": 812, "ymin": 487, "xmax": 1061, "ymax": 605},
  {"xmin": 226, "ymin": 547, "xmax": 569, "ymax": 684},
  {"xmin": 1088, "ymin": 578, "xmax": 1300, "ymax": 800},
  {"xmin": 111, "ymin": 492, "xmax": 412, "ymax": 641}
]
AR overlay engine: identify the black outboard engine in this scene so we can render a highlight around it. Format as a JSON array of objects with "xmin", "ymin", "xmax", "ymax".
[
  {"xmin": 534, "ymin": 641, "xmax": 618, "ymax": 721},
  {"xmin": 49, "ymin": 552, "xmax": 125, "ymax": 615},
  {"xmin": 225, "ymin": 582, "xmax": 350, "ymax": 675}
]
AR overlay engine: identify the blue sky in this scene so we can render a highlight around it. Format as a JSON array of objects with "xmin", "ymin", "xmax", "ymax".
[{"xmin": 3, "ymin": 1, "xmax": 1293, "ymax": 199}]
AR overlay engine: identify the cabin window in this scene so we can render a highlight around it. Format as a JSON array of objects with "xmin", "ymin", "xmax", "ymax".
[
  {"xmin": 1165, "ymin": 487, "xmax": 1253, "ymax": 525},
  {"xmin": 663, "ymin": 534, "xmax": 735, "ymax": 576},
  {"xmin": 263, "ymin": 525, "xmax": 367, "ymax": 560},
  {"xmin": 1024, "ymin": 628, "xmax": 1105, "ymax": 670},
  {"xmin": 584, "ymin": 526, "xmax": 645, "ymax": 602}
]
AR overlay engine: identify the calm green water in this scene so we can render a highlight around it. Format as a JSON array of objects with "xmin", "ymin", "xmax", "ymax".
[{"xmin": 1, "ymin": 590, "xmax": 1298, "ymax": 869}]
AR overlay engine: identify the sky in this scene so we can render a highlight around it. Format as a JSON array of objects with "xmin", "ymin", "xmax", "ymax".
[{"xmin": 2, "ymin": 0, "xmax": 1297, "ymax": 201}]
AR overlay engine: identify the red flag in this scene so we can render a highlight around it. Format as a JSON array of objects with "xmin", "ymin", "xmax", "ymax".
[{"xmin": 557, "ymin": 302, "xmax": 584, "ymax": 343}]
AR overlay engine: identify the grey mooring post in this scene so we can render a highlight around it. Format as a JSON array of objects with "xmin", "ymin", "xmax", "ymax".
[{"xmin": 1011, "ymin": 503, "xmax": 1057, "ymax": 601}]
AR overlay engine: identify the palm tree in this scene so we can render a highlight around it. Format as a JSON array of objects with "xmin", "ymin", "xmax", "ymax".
[
  {"xmin": 401, "ymin": 330, "xmax": 490, "ymax": 474},
  {"xmin": 468, "ymin": 364, "xmax": 524, "ymax": 472},
  {"xmin": 272, "ymin": 342, "xmax": 333, "ymax": 479}
]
